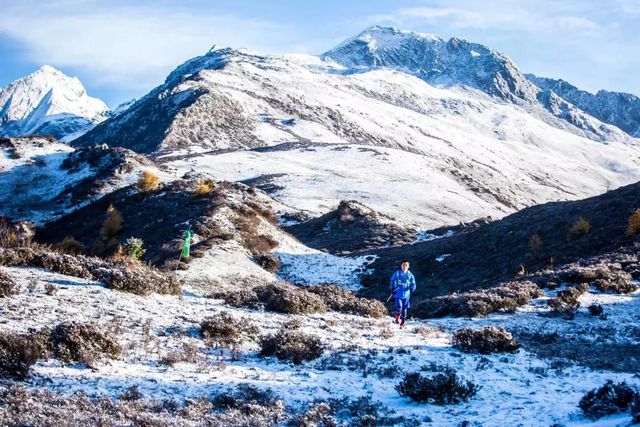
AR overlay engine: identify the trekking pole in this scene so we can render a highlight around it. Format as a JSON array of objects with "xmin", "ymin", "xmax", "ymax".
[
  {"xmin": 386, "ymin": 288, "xmax": 398, "ymax": 302},
  {"xmin": 176, "ymin": 225, "xmax": 192, "ymax": 264}
]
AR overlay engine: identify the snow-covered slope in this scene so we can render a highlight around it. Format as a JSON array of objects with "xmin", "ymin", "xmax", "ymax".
[
  {"xmin": 68, "ymin": 39, "xmax": 640, "ymax": 228},
  {"xmin": 0, "ymin": 65, "xmax": 108, "ymax": 141},
  {"xmin": 527, "ymin": 73, "xmax": 640, "ymax": 138}
]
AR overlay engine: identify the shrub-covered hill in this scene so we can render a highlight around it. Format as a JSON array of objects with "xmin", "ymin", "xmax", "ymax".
[
  {"xmin": 36, "ymin": 176, "xmax": 280, "ymax": 268},
  {"xmin": 360, "ymin": 181, "xmax": 640, "ymax": 301},
  {"xmin": 285, "ymin": 200, "xmax": 417, "ymax": 254}
]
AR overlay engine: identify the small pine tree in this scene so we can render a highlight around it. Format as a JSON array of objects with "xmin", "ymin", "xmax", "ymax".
[
  {"xmin": 136, "ymin": 170, "xmax": 160, "ymax": 193},
  {"xmin": 123, "ymin": 237, "xmax": 146, "ymax": 260},
  {"xmin": 569, "ymin": 216, "xmax": 590, "ymax": 237},
  {"xmin": 626, "ymin": 209, "xmax": 640, "ymax": 236},
  {"xmin": 100, "ymin": 205, "xmax": 123, "ymax": 239}
]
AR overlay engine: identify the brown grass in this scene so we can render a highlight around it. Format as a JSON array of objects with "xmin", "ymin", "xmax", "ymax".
[
  {"xmin": 626, "ymin": 209, "xmax": 640, "ymax": 236},
  {"xmin": 100, "ymin": 204, "xmax": 123, "ymax": 239}
]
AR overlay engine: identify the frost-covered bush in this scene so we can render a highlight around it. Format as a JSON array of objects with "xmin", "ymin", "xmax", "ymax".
[
  {"xmin": 160, "ymin": 342, "xmax": 200, "ymax": 366},
  {"xmin": 0, "ymin": 269, "xmax": 17, "ymax": 297},
  {"xmin": 307, "ymin": 284, "xmax": 388, "ymax": 318},
  {"xmin": 412, "ymin": 281, "xmax": 543, "ymax": 318},
  {"xmin": 122, "ymin": 237, "xmax": 146, "ymax": 260},
  {"xmin": 0, "ymin": 247, "xmax": 181, "ymax": 295},
  {"xmin": 211, "ymin": 384, "xmax": 286, "ymax": 424},
  {"xmin": 593, "ymin": 270, "xmax": 637, "ymax": 294},
  {"xmin": 396, "ymin": 371, "xmax": 478, "ymax": 405},
  {"xmin": 260, "ymin": 327, "xmax": 323, "ymax": 364},
  {"xmin": 451, "ymin": 326, "xmax": 519, "ymax": 354},
  {"xmin": 48, "ymin": 322, "xmax": 122, "ymax": 366},
  {"xmin": 0, "ymin": 332, "xmax": 44, "ymax": 379},
  {"xmin": 579, "ymin": 380, "xmax": 637, "ymax": 419},
  {"xmin": 201, "ymin": 312, "xmax": 260, "ymax": 347},
  {"xmin": 547, "ymin": 284, "xmax": 588, "ymax": 313},
  {"xmin": 254, "ymin": 283, "xmax": 327, "ymax": 314}
]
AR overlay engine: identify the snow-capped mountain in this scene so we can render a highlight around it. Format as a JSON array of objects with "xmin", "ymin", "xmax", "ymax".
[
  {"xmin": 0, "ymin": 65, "xmax": 108, "ymax": 141},
  {"xmin": 527, "ymin": 73, "xmax": 640, "ymax": 138},
  {"xmin": 323, "ymin": 26, "xmax": 633, "ymax": 142}
]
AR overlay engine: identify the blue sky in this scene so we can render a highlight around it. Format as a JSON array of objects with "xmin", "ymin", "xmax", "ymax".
[{"xmin": 1, "ymin": 0, "xmax": 638, "ymax": 107}]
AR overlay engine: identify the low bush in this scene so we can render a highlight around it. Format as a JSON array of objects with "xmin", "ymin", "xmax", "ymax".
[
  {"xmin": 0, "ymin": 332, "xmax": 44, "ymax": 379},
  {"xmin": 244, "ymin": 234, "xmax": 279, "ymax": 254},
  {"xmin": 569, "ymin": 216, "xmax": 590, "ymax": 237},
  {"xmin": 588, "ymin": 304, "xmax": 604, "ymax": 316},
  {"xmin": 579, "ymin": 380, "xmax": 637, "ymax": 419},
  {"xmin": 307, "ymin": 284, "xmax": 388, "ymax": 318},
  {"xmin": 412, "ymin": 281, "xmax": 543, "ymax": 318},
  {"xmin": 213, "ymin": 384, "xmax": 282, "ymax": 412},
  {"xmin": 160, "ymin": 343, "xmax": 200, "ymax": 366},
  {"xmin": 395, "ymin": 371, "xmax": 478, "ymax": 405},
  {"xmin": 55, "ymin": 236, "xmax": 84, "ymax": 255},
  {"xmin": 0, "ymin": 269, "xmax": 17, "ymax": 297},
  {"xmin": 200, "ymin": 312, "xmax": 260, "ymax": 347},
  {"xmin": 255, "ymin": 253, "xmax": 281, "ymax": 274},
  {"xmin": 593, "ymin": 270, "xmax": 637, "ymax": 294},
  {"xmin": 136, "ymin": 170, "xmax": 160, "ymax": 193},
  {"xmin": 195, "ymin": 180, "xmax": 214, "ymax": 196},
  {"xmin": 254, "ymin": 283, "xmax": 327, "ymax": 315},
  {"xmin": 451, "ymin": 326, "xmax": 520, "ymax": 354},
  {"xmin": 547, "ymin": 284, "xmax": 588, "ymax": 313},
  {"xmin": 122, "ymin": 237, "xmax": 146, "ymax": 260},
  {"xmin": 0, "ymin": 247, "xmax": 181, "ymax": 295},
  {"xmin": 260, "ymin": 327, "xmax": 323, "ymax": 364},
  {"xmin": 47, "ymin": 322, "xmax": 121, "ymax": 366}
]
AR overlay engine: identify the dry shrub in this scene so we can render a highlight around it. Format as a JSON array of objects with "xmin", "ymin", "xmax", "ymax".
[
  {"xmin": 588, "ymin": 304, "xmax": 604, "ymax": 316},
  {"xmin": 0, "ymin": 217, "xmax": 34, "ymax": 248},
  {"xmin": 160, "ymin": 343, "xmax": 200, "ymax": 366},
  {"xmin": 0, "ymin": 247, "xmax": 181, "ymax": 296},
  {"xmin": 579, "ymin": 380, "xmax": 637, "ymax": 419},
  {"xmin": 100, "ymin": 204, "xmax": 123, "ymax": 239},
  {"xmin": 246, "ymin": 201, "xmax": 278, "ymax": 225},
  {"xmin": 451, "ymin": 326, "xmax": 519, "ymax": 354},
  {"xmin": 212, "ymin": 384, "xmax": 286, "ymax": 422},
  {"xmin": 260, "ymin": 326, "xmax": 323, "ymax": 364},
  {"xmin": 48, "ymin": 322, "xmax": 122, "ymax": 366},
  {"xmin": 255, "ymin": 253, "xmax": 281, "ymax": 274},
  {"xmin": 55, "ymin": 236, "xmax": 84, "ymax": 255},
  {"xmin": 0, "ymin": 269, "xmax": 17, "ymax": 297},
  {"xmin": 0, "ymin": 332, "xmax": 44, "ymax": 379},
  {"xmin": 593, "ymin": 271, "xmax": 637, "ymax": 294},
  {"xmin": 396, "ymin": 371, "xmax": 478, "ymax": 405},
  {"xmin": 627, "ymin": 208, "xmax": 640, "ymax": 236},
  {"xmin": 569, "ymin": 216, "xmax": 590, "ymax": 237},
  {"xmin": 200, "ymin": 312, "xmax": 260, "ymax": 347},
  {"xmin": 412, "ymin": 281, "xmax": 543, "ymax": 318},
  {"xmin": 307, "ymin": 284, "xmax": 388, "ymax": 318},
  {"xmin": 255, "ymin": 283, "xmax": 326, "ymax": 314},
  {"xmin": 195, "ymin": 180, "xmax": 214, "ymax": 196},
  {"xmin": 245, "ymin": 234, "xmax": 279, "ymax": 254},
  {"xmin": 547, "ymin": 284, "xmax": 588, "ymax": 313},
  {"xmin": 296, "ymin": 395, "xmax": 410, "ymax": 427},
  {"xmin": 136, "ymin": 170, "xmax": 160, "ymax": 193}
]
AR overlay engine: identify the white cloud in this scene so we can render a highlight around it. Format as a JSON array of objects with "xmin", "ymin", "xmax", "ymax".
[{"xmin": 0, "ymin": 2, "xmax": 296, "ymax": 90}]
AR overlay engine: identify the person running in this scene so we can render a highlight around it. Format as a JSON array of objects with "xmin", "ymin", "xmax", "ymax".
[{"xmin": 389, "ymin": 259, "xmax": 416, "ymax": 327}]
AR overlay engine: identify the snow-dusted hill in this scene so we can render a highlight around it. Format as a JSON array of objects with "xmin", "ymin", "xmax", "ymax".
[{"xmin": 0, "ymin": 65, "xmax": 108, "ymax": 141}]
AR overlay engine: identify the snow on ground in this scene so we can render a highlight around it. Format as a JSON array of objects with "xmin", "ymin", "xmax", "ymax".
[{"xmin": 2, "ymin": 265, "xmax": 639, "ymax": 426}]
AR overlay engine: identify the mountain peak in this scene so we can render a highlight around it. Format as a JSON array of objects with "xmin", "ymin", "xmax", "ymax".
[{"xmin": 0, "ymin": 65, "xmax": 108, "ymax": 141}]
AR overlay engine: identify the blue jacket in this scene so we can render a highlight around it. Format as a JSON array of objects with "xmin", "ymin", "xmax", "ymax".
[{"xmin": 389, "ymin": 269, "xmax": 416, "ymax": 300}]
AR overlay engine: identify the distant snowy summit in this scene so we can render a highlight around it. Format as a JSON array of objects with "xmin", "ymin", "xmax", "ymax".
[
  {"xmin": 323, "ymin": 26, "xmax": 640, "ymax": 141},
  {"xmin": 0, "ymin": 65, "xmax": 108, "ymax": 141}
]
